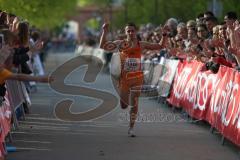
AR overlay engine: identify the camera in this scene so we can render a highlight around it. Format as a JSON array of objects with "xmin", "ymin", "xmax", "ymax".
[
  {"xmin": 196, "ymin": 44, "xmax": 203, "ymax": 52},
  {"xmin": 205, "ymin": 61, "xmax": 220, "ymax": 74}
]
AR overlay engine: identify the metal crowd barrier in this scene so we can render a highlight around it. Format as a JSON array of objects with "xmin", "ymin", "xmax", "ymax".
[
  {"xmin": 5, "ymin": 80, "xmax": 30, "ymax": 129},
  {"xmin": 0, "ymin": 80, "xmax": 31, "ymax": 158},
  {"xmin": 75, "ymin": 45, "xmax": 107, "ymax": 65}
]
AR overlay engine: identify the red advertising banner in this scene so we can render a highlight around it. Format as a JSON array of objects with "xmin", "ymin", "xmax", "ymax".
[
  {"xmin": 0, "ymin": 90, "xmax": 12, "ymax": 142},
  {"xmin": 216, "ymin": 68, "xmax": 235, "ymax": 137},
  {"xmin": 184, "ymin": 70, "xmax": 214, "ymax": 119},
  {"xmin": 179, "ymin": 61, "xmax": 202, "ymax": 116},
  {"xmin": 221, "ymin": 70, "xmax": 240, "ymax": 146},
  {"xmin": 168, "ymin": 61, "xmax": 240, "ymax": 146},
  {"xmin": 206, "ymin": 67, "xmax": 234, "ymax": 128},
  {"xmin": 167, "ymin": 61, "xmax": 191, "ymax": 107}
]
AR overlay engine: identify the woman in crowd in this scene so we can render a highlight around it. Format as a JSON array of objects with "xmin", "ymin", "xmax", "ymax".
[{"xmin": 0, "ymin": 29, "xmax": 53, "ymax": 89}]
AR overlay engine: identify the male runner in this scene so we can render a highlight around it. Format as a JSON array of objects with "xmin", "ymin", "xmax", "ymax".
[{"xmin": 99, "ymin": 22, "xmax": 167, "ymax": 137}]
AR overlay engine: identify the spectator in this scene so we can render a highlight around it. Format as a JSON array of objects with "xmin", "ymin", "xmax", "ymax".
[
  {"xmin": 205, "ymin": 16, "xmax": 218, "ymax": 37},
  {"xmin": 186, "ymin": 20, "xmax": 196, "ymax": 30},
  {"xmin": 0, "ymin": 12, "xmax": 8, "ymax": 30},
  {"xmin": 165, "ymin": 18, "xmax": 178, "ymax": 37},
  {"xmin": 197, "ymin": 23, "xmax": 209, "ymax": 40}
]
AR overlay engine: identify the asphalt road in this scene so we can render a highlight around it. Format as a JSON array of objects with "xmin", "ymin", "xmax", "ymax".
[{"xmin": 7, "ymin": 52, "xmax": 240, "ymax": 160}]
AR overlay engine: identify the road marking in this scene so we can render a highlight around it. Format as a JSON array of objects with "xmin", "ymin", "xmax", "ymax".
[
  {"xmin": 21, "ymin": 121, "xmax": 127, "ymax": 128},
  {"xmin": 15, "ymin": 147, "xmax": 51, "ymax": 151},
  {"xmin": 11, "ymin": 130, "xmax": 111, "ymax": 136},
  {"xmin": 25, "ymin": 117, "xmax": 67, "ymax": 122},
  {"xmin": 20, "ymin": 121, "xmax": 91, "ymax": 126},
  {"xmin": 11, "ymin": 131, "xmax": 26, "ymax": 134},
  {"xmin": 28, "ymin": 114, "xmax": 41, "ymax": 116},
  {"xmin": 14, "ymin": 140, "xmax": 52, "ymax": 144},
  {"xmin": 19, "ymin": 126, "xmax": 114, "ymax": 134},
  {"xmin": 22, "ymin": 118, "xmax": 127, "ymax": 127},
  {"xmin": 19, "ymin": 125, "xmax": 70, "ymax": 131},
  {"xmin": 20, "ymin": 121, "xmax": 74, "ymax": 126}
]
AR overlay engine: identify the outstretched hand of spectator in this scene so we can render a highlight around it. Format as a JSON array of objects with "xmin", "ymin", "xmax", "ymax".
[
  {"xmin": 161, "ymin": 25, "xmax": 170, "ymax": 37},
  {"xmin": 38, "ymin": 75, "xmax": 54, "ymax": 83},
  {"xmin": 210, "ymin": 38, "xmax": 225, "ymax": 48},
  {"xmin": 228, "ymin": 47, "xmax": 238, "ymax": 56},
  {"xmin": 35, "ymin": 40, "xmax": 44, "ymax": 50},
  {"xmin": 30, "ymin": 40, "xmax": 44, "ymax": 53},
  {"xmin": 234, "ymin": 20, "xmax": 240, "ymax": 31},
  {"xmin": 102, "ymin": 22, "xmax": 109, "ymax": 32}
]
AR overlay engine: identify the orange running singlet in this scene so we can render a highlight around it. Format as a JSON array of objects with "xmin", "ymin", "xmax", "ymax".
[
  {"xmin": 118, "ymin": 41, "xmax": 143, "ymax": 108},
  {"xmin": 120, "ymin": 41, "xmax": 143, "ymax": 80}
]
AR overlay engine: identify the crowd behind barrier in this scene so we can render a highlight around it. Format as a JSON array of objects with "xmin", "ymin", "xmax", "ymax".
[
  {"xmin": 0, "ymin": 10, "xmax": 49, "ymax": 159},
  {"xmin": 75, "ymin": 44, "xmax": 240, "ymax": 148}
]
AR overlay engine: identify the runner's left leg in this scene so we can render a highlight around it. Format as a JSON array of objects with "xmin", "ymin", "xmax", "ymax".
[{"xmin": 129, "ymin": 92, "xmax": 139, "ymax": 129}]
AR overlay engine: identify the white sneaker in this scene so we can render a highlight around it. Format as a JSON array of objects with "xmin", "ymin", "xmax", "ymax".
[{"xmin": 128, "ymin": 128, "xmax": 136, "ymax": 137}]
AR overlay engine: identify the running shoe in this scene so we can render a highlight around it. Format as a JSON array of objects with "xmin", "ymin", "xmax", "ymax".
[{"xmin": 128, "ymin": 127, "xmax": 136, "ymax": 137}]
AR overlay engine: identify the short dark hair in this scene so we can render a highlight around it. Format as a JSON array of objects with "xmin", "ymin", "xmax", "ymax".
[
  {"xmin": 205, "ymin": 16, "xmax": 218, "ymax": 24},
  {"xmin": 204, "ymin": 11, "xmax": 214, "ymax": 17},
  {"xmin": 8, "ymin": 13, "xmax": 16, "ymax": 18},
  {"xmin": 125, "ymin": 22, "xmax": 137, "ymax": 30},
  {"xmin": 225, "ymin": 11, "xmax": 237, "ymax": 20}
]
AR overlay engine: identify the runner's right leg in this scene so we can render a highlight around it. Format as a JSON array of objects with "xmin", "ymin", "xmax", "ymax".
[{"xmin": 119, "ymin": 89, "xmax": 129, "ymax": 109}]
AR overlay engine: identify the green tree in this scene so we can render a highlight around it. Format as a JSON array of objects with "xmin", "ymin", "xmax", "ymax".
[
  {"xmin": 0, "ymin": 0, "xmax": 78, "ymax": 29},
  {"xmin": 221, "ymin": 0, "xmax": 240, "ymax": 19},
  {"xmin": 78, "ymin": 0, "xmax": 111, "ymax": 7},
  {"xmin": 113, "ymin": 0, "xmax": 209, "ymax": 28}
]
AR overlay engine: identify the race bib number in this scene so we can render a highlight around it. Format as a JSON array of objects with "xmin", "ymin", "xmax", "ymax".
[{"xmin": 124, "ymin": 58, "xmax": 140, "ymax": 72}]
